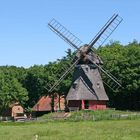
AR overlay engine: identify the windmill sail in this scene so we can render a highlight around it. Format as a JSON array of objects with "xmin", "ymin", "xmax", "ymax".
[
  {"xmin": 46, "ymin": 58, "xmax": 80, "ymax": 93},
  {"xmin": 89, "ymin": 14, "xmax": 123, "ymax": 49},
  {"xmin": 48, "ymin": 18, "xmax": 83, "ymax": 50},
  {"xmin": 86, "ymin": 54, "xmax": 122, "ymax": 90}
]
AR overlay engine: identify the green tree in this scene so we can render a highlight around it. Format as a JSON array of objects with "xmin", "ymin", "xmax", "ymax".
[
  {"xmin": 0, "ymin": 71, "xmax": 28, "ymax": 115},
  {"xmin": 98, "ymin": 41, "xmax": 140, "ymax": 110}
]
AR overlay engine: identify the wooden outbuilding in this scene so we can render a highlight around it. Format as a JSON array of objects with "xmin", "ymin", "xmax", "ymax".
[{"xmin": 2, "ymin": 102, "xmax": 25, "ymax": 118}]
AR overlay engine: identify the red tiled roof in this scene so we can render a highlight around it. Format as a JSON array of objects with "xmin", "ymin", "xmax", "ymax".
[{"xmin": 32, "ymin": 95, "xmax": 65, "ymax": 111}]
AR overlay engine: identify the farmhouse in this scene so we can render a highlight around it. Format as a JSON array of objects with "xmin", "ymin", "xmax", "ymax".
[{"xmin": 32, "ymin": 94, "xmax": 65, "ymax": 116}]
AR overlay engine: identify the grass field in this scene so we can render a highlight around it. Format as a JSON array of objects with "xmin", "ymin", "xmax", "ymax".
[{"xmin": 0, "ymin": 120, "xmax": 140, "ymax": 140}]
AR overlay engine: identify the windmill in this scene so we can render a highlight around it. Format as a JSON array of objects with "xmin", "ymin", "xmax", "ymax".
[{"xmin": 47, "ymin": 14, "xmax": 123, "ymax": 110}]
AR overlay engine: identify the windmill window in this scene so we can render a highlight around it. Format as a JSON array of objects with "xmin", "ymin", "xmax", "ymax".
[
  {"xmin": 97, "ymin": 82, "xmax": 100, "ymax": 88},
  {"xmin": 73, "ymin": 83, "xmax": 77, "ymax": 89},
  {"xmin": 85, "ymin": 66, "xmax": 88, "ymax": 72}
]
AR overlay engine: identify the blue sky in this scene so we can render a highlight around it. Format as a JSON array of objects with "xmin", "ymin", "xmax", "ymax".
[{"xmin": 0, "ymin": 0, "xmax": 140, "ymax": 67}]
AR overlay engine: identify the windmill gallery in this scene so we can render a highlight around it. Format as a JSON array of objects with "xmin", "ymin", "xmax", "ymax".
[{"xmin": 46, "ymin": 14, "xmax": 123, "ymax": 111}]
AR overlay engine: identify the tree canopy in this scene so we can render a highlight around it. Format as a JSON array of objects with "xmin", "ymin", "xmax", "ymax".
[{"xmin": 0, "ymin": 41, "xmax": 140, "ymax": 114}]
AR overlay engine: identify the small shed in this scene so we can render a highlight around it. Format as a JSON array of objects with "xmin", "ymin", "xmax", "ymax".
[{"xmin": 2, "ymin": 102, "xmax": 25, "ymax": 118}]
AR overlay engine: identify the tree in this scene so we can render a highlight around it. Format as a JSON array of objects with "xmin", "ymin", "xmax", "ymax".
[
  {"xmin": 0, "ymin": 71, "xmax": 28, "ymax": 115},
  {"xmin": 23, "ymin": 65, "xmax": 46, "ymax": 107},
  {"xmin": 98, "ymin": 41, "xmax": 140, "ymax": 110}
]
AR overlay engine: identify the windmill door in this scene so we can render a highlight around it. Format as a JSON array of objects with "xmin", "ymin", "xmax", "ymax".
[
  {"xmin": 84, "ymin": 100, "xmax": 89, "ymax": 109},
  {"xmin": 68, "ymin": 100, "xmax": 82, "ymax": 111}
]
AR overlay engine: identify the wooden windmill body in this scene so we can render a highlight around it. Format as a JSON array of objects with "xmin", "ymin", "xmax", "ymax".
[
  {"xmin": 67, "ymin": 48, "xmax": 109, "ymax": 110},
  {"xmin": 47, "ymin": 14, "xmax": 123, "ymax": 110}
]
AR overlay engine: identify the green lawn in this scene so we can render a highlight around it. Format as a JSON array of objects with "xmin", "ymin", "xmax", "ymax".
[{"xmin": 0, "ymin": 120, "xmax": 140, "ymax": 140}]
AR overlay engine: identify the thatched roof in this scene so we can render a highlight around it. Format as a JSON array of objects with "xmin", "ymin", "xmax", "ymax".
[{"xmin": 66, "ymin": 64, "xmax": 109, "ymax": 101}]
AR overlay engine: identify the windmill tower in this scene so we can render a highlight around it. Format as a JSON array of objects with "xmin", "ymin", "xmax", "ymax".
[{"xmin": 47, "ymin": 14, "xmax": 123, "ymax": 110}]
